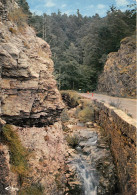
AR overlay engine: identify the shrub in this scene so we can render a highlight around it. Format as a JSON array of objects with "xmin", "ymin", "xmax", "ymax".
[
  {"xmin": 66, "ymin": 135, "xmax": 80, "ymax": 148},
  {"xmin": 18, "ymin": 183, "xmax": 44, "ymax": 195},
  {"xmin": 8, "ymin": 8, "xmax": 28, "ymax": 26},
  {"xmin": 80, "ymin": 99, "xmax": 93, "ymax": 108},
  {"xmin": 109, "ymin": 99, "xmax": 121, "ymax": 109},
  {"xmin": 2, "ymin": 124, "xmax": 28, "ymax": 176},
  {"xmin": 75, "ymin": 99, "xmax": 95, "ymax": 122},
  {"xmin": 78, "ymin": 107, "xmax": 94, "ymax": 123},
  {"xmin": 60, "ymin": 108, "xmax": 69, "ymax": 122},
  {"xmin": 127, "ymin": 113, "xmax": 133, "ymax": 118},
  {"xmin": 61, "ymin": 90, "xmax": 81, "ymax": 108},
  {"xmin": 9, "ymin": 27, "xmax": 17, "ymax": 34}
]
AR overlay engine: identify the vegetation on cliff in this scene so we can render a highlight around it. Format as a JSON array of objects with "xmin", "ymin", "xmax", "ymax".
[
  {"xmin": 2, "ymin": 124, "xmax": 28, "ymax": 176},
  {"xmin": 97, "ymin": 35, "xmax": 136, "ymax": 97}
]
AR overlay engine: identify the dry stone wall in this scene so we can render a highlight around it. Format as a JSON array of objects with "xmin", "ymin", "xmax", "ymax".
[{"xmin": 94, "ymin": 100, "xmax": 136, "ymax": 195}]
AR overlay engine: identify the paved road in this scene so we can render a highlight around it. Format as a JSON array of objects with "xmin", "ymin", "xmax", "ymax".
[{"xmin": 80, "ymin": 93, "xmax": 137, "ymax": 120}]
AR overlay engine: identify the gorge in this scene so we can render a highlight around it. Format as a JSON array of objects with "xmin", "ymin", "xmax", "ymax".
[{"xmin": 0, "ymin": 1, "xmax": 136, "ymax": 195}]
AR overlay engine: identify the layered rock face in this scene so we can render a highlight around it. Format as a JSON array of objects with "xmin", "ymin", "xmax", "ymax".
[
  {"xmin": 97, "ymin": 36, "xmax": 136, "ymax": 98},
  {"xmin": 0, "ymin": 21, "xmax": 64, "ymax": 126},
  {"xmin": 0, "ymin": 1, "xmax": 66, "ymax": 194}
]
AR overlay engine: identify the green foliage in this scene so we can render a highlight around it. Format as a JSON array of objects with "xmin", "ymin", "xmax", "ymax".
[
  {"xmin": 17, "ymin": 0, "xmax": 32, "ymax": 22},
  {"xmin": 18, "ymin": 183, "xmax": 44, "ymax": 195},
  {"xmin": 78, "ymin": 107, "xmax": 94, "ymax": 123},
  {"xmin": 76, "ymin": 99, "xmax": 95, "ymax": 122},
  {"xmin": 2, "ymin": 124, "xmax": 28, "ymax": 176},
  {"xmin": 66, "ymin": 135, "xmax": 80, "ymax": 148},
  {"xmin": 61, "ymin": 90, "xmax": 81, "ymax": 107},
  {"xmin": 29, "ymin": 5, "xmax": 135, "ymax": 91},
  {"xmin": 8, "ymin": 8, "xmax": 28, "ymax": 26}
]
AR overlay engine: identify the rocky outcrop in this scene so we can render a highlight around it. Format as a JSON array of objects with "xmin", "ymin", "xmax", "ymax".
[
  {"xmin": 17, "ymin": 122, "xmax": 66, "ymax": 194},
  {"xmin": 0, "ymin": 0, "xmax": 18, "ymax": 21},
  {"xmin": 0, "ymin": 21, "xmax": 64, "ymax": 126},
  {"xmin": 97, "ymin": 36, "xmax": 136, "ymax": 98},
  {"xmin": 0, "ymin": 1, "xmax": 66, "ymax": 194}
]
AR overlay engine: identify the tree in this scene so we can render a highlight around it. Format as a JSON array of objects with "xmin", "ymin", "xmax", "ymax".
[{"xmin": 30, "ymin": 7, "xmax": 136, "ymax": 91}]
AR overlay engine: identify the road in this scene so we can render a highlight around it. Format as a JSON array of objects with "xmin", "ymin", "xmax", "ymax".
[{"xmin": 80, "ymin": 93, "xmax": 137, "ymax": 120}]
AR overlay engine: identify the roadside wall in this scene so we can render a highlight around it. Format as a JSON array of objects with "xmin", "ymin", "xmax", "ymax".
[{"xmin": 94, "ymin": 100, "xmax": 136, "ymax": 195}]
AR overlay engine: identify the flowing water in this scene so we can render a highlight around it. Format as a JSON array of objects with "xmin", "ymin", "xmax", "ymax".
[
  {"xmin": 71, "ymin": 156, "xmax": 98, "ymax": 195},
  {"xmin": 69, "ymin": 122, "xmax": 100, "ymax": 195}
]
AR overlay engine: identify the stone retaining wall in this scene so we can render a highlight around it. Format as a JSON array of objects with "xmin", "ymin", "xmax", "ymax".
[{"xmin": 94, "ymin": 100, "xmax": 136, "ymax": 195}]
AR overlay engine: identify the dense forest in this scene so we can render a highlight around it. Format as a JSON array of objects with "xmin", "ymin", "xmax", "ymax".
[{"xmin": 18, "ymin": 0, "xmax": 136, "ymax": 91}]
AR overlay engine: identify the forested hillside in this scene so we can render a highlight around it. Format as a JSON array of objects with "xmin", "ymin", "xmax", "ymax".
[{"xmin": 20, "ymin": 0, "xmax": 136, "ymax": 91}]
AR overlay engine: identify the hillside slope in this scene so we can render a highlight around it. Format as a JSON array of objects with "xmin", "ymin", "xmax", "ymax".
[{"xmin": 97, "ymin": 36, "xmax": 136, "ymax": 98}]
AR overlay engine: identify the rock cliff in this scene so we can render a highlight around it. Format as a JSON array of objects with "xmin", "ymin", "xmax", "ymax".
[
  {"xmin": 0, "ymin": 1, "xmax": 66, "ymax": 194},
  {"xmin": 0, "ymin": 22, "xmax": 64, "ymax": 126},
  {"xmin": 97, "ymin": 36, "xmax": 136, "ymax": 98}
]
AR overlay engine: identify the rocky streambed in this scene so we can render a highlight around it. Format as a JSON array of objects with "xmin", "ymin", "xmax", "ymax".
[{"xmin": 63, "ymin": 107, "xmax": 120, "ymax": 195}]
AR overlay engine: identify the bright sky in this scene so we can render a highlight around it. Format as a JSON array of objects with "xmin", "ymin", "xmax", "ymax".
[{"xmin": 26, "ymin": 0, "xmax": 136, "ymax": 17}]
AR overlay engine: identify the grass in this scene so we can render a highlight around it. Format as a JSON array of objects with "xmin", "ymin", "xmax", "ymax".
[
  {"xmin": 8, "ymin": 8, "xmax": 28, "ymax": 27},
  {"xmin": 2, "ymin": 124, "xmax": 28, "ymax": 176},
  {"xmin": 18, "ymin": 183, "xmax": 44, "ymax": 195},
  {"xmin": 78, "ymin": 107, "xmax": 94, "ymax": 123},
  {"xmin": 61, "ymin": 90, "xmax": 81, "ymax": 108},
  {"xmin": 66, "ymin": 135, "xmax": 80, "ymax": 148},
  {"xmin": 76, "ymin": 99, "xmax": 95, "ymax": 123},
  {"xmin": 2, "ymin": 124, "xmax": 45, "ymax": 194},
  {"xmin": 37, "ymin": 47, "xmax": 49, "ymax": 58}
]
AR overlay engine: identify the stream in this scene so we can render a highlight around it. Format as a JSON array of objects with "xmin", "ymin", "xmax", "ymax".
[
  {"xmin": 66, "ymin": 120, "xmax": 118, "ymax": 195},
  {"xmin": 70, "ymin": 123, "xmax": 99, "ymax": 195}
]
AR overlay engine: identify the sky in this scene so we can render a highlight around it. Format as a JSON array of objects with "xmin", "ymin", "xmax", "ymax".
[{"xmin": 26, "ymin": 0, "xmax": 136, "ymax": 17}]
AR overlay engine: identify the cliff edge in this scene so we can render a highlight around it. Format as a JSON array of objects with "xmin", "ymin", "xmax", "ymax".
[
  {"xmin": 0, "ymin": 20, "xmax": 64, "ymax": 126},
  {"xmin": 0, "ymin": 1, "xmax": 66, "ymax": 194}
]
